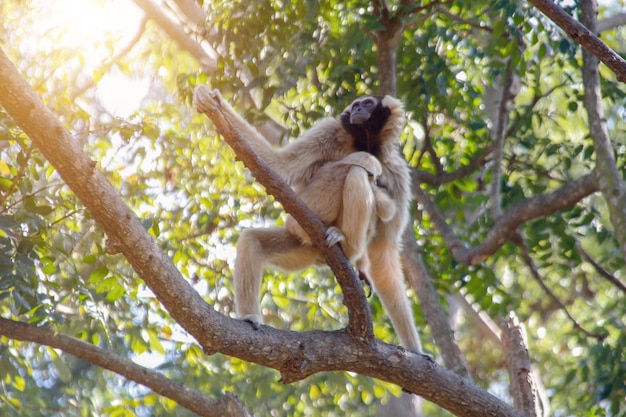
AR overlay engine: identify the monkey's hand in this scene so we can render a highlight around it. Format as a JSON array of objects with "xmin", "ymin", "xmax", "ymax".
[
  {"xmin": 326, "ymin": 226, "xmax": 346, "ymax": 247},
  {"xmin": 193, "ymin": 85, "xmax": 223, "ymax": 115}
]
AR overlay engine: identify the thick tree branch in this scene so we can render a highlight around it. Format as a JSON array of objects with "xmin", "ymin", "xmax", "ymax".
[
  {"xmin": 527, "ymin": 0, "xmax": 626, "ymax": 83},
  {"xmin": 0, "ymin": 318, "xmax": 250, "ymax": 417},
  {"xmin": 414, "ymin": 171, "xmax": 600, "ymax": 265},
  {"xmin": 0, "ymin": 48, "xmax": 527, "ymax": 417},
  {"xmin": 580, "ymin": 0, "xmax": 626, "ymax": 261}
]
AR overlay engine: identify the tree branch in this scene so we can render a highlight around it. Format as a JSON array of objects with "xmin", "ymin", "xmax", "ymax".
[
  {"xmin": 500, "ymin": 313, "xmax": 541, "ymax": 417},
  {"xmin": 576, "ymin": 244, "xmax": 626, "ymax": 295},
  {"xmin": 414, "ymin": 171, "xmax": 600, "ymax": 265},
  {"xmin": 490, "ymin": 59, "xmax": 516, "ymax": 218},
  {"xmin": 0, "ymin": 47, "xmax": 528, "ymax": 417},
  {"xmin": 579, "ymin": 0, "xmax": 626, "ymax": 261},
  {"xmin": 0, "ymin": 318, "xmax": 251, "ymax": 417},
  {"xmin": 413, "ymin": 145, "xmax": 493, "ymax": 186},
  {"xmin": 597, "ymin": 12, "xmax": 626, "ymax": 33},
  {"xmin": 527, "ymin": 0, "xmax": 626, "ymax": 83}
]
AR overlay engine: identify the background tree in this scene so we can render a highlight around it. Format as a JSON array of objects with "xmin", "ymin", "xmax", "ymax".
[{"xmin": 0, "ymin": 0, "xmax": 625, "ymax": 416}]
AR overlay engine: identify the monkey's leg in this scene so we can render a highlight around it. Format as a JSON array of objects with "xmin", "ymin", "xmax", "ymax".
[
  {"xmin": 338, "ymin": 166, "xmax": 376, "ymax": 260},
  {"xmin": 234, "ymin": 227, "xmax": 320, "ymax": 328},
  {"xmin": 367, "ymin": 238, "xmax": 423, "ymax": 353}
]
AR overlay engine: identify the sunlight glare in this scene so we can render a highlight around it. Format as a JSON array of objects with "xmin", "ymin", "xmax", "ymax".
[{"xmin": 43, "ymin": 0, "xmax": 147, "ymax": 116}]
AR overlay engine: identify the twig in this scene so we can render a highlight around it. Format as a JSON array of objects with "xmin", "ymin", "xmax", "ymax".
[
  {"xmin": 514, "ymin": 233, "xmax": 606, "ymax": 341},
  {"xmin": 490, "ymin": 59, "xmax": 515, "ymax": 218},
  {"xmin": 576, "ymin": 244, "xmax": 626, "ymax": 295}
]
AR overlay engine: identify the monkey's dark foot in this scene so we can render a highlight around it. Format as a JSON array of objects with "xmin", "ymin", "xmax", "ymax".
[
  {"xmin": 240, "ymin": 314, "xmax": 262, "ymax": 330},
  {"xmin": 358, "ymin": 270, "xmax": 372, "ymax": 298},
  {"xmin": 243, "ymin": 318, "xmax": 260, "ymax": 330}
]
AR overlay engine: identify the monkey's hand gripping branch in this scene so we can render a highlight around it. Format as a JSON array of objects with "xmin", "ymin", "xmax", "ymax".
[{"xmin": 193, "ymin": 86, "xmax": 374, "ymax": 343}]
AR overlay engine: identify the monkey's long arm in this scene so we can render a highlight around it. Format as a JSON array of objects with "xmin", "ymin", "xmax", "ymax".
[{"xmin": 194, "ymin": 86, "xmax": 351, "ymax": 187}]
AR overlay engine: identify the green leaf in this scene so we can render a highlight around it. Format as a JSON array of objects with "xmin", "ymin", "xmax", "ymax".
[{"xmin": 88, "ymin": 266, "xmax": 109, "ymax": 283}]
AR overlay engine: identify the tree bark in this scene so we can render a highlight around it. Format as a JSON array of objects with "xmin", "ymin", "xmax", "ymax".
[{"xmin": 501, "ymin": 313, "xmax": 542, "ymax": 417}]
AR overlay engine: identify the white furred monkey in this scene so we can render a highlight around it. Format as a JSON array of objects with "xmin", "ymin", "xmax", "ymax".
[{"xmin": 194, "ymin": 87, "xmax": 422, "ymax": 353}]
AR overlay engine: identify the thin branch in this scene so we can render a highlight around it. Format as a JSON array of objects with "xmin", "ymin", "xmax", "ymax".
[
  {"xmin": 132, "ymin": 0, "xmax": 216, "ymax": 70},
  {"xmin": 490, "ymin": 59, "xmax": 515, "ymax": 218},
  {"xmin": 71, "ymin": 17, "xmax": 148, "ymax": 101},
  {"xmin": 527, "ymin": 0, "xmax": 626, "ymax": 83},
  {"xmin": 576, "ymin": 244, "xmax": 626, "ymax": 295},
  {"xmin": 414, "ymin": 171, "xmax": 600, "ymax": 265},
  {"xmin": 0, "ymin": 318, "xmax": 251, "ymax": 417},
  {"xmin": 597, "ymin": 12, "xmax": 626, "ymax": 33},
  {"xmin": 435, "ymin": 5, "xmax": 494, "ymax": 33},
  {"xmin": 413, "ymin": 144, "xmax": 493, "ymax": 186},
  {"xmin": 514, "ymin": 234, "xmax": 606, "ymax": 341},
  {"xmin": 454, "ymin": 294, "xmax": 502, "ymax": 346}
]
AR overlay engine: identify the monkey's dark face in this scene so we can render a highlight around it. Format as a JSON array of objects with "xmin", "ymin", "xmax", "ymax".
[
  {"xmin": 349, "ymin": 96, "xmax": 379, "ymax": 124},
  {"xmin": 341, "ymin": 95, "xmax": 392, "ymax": 156}
]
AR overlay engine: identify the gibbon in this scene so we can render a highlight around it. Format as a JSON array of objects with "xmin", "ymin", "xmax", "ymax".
[
  {"xmin": 284, "ymin": 151, "xmax": 396, "ymax": 284},
  {"xmin": 194, "ymin": 87, "xmax": 423, "ymax": 353}
]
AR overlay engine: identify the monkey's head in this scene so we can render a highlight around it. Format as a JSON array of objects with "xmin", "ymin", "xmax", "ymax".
[{"xmin": 340, "ymin": 95, "xmax": 405, "ymax": 156}]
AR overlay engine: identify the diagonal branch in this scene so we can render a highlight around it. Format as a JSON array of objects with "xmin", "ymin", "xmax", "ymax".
[
  {"xmin": 0, "ymin": 318, "xmax": 251, "ymax": 417},
  {"xmin": 576, "ymin": 245, "xmax": 626, "ymax": 295},
  {"xmin": 527, "ymin": 0, "xmax": 626, "ymax": 83},
  {"xmin": 414, "ymin": 171, "xmax": 600, "ymax": 265}
]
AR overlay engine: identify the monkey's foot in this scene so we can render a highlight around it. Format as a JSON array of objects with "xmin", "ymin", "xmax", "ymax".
[
  {"xmin": 358, "ymin": 270, "xmax": 373, "ymax": 298},
  {"xmin": 240, "ymin": 314, "xmax": 262, "ymax": 330},
  {"xmin": 325, "ymin": 227, "xmax": 345, "ymax": 247},
  {"xmin": 193, "ymin": 85, "xmax": 222, "ymax": 114}
]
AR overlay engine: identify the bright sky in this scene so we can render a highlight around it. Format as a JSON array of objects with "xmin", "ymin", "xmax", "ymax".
[{"xmin": 42, "ymin": 0, "xmax": 149, "ymax": 117}]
